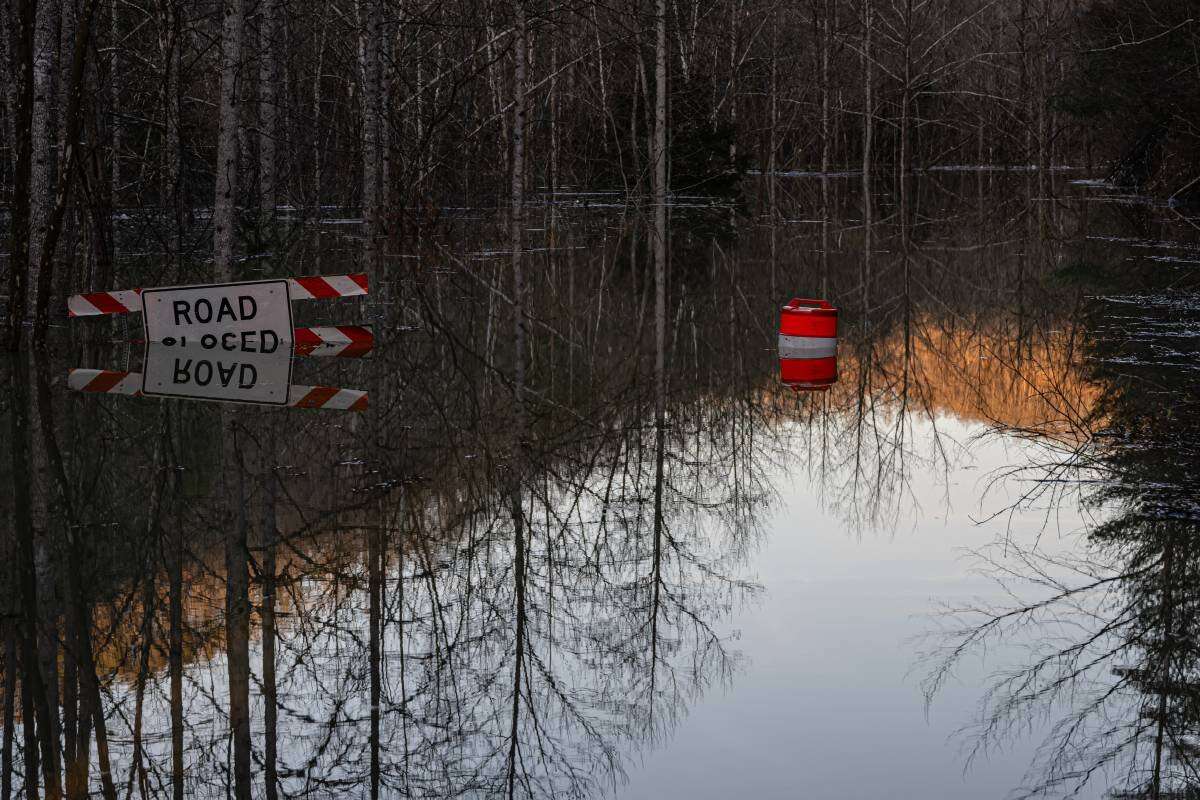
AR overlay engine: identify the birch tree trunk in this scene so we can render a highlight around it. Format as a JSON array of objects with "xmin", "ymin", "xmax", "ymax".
[
  {"xmin": 861, "ymin": 0, "xmax": 873, "ymax": 313},
  {"xmin": 368, "ymin": 527, "xmax": 382, "ymax": 800},
  {"xmin": 162, "ymin": 0, "xmax": 183, "ymax": 282},
  {"xmin": 819, "ymin": 0, "xmax": 830, "ymax": 177},
  {"xmin": 310, "ymin": 9, "xmax": 328, "ymax": 207},
  {"xmin": 511, "ymin": 0, "xmax": 527, "ymax": 392},
  {"xmin": 651, "ymin": 0, "xmax": 669, "ymax": 707},
  {"xmin": 1, "ymin": 623, "xmax": 13, "ymax": 800},
  {"xmin": 261, "ymin": 445, "xmax": 279, "ymax": 800},
  {"xmin": 26, "ymin": 0, "xmax": 60, "ymax": 320},
  {"xmin": 1, "ymin": 1, "xmax": 18, "ymax": 163},
  {"xmin": 766, "ymin": 9, "xmax": 776, "ymax": 217},
  {"xmin": 168, "ymin": 449, "xmax": 185, "ymax": 800},
  {"xmin": 11, "ymin": 354, "xmax": 61, "ymax": 800},
  {"xmin": 5, "ymin": 0, "xmax": 36, "ymax": 346},
  {"xmin": 862, "ymin": 0, "xmax": 872, "ymax": 182},
  {"xmin": 258, "ymin": 0, "xmax": 279, "ymax": 220},
  {"xmin": 652, "ymin": 0, "xmax": 667, "ymax": 326},
  {"xmin": 505, "ymin": 12, "xmax": 529, "ymax": 789},
  {"xmin": 214, "ymin": 0, "xmax": 245, "ymax": 283},
  {"xmin": 223, "ymin": 419, "xmax": 252, "ymax": 800},
  {"xmin": 359, "ymin": 0, "xmax": 384, "ymax": 276},
  {"xmin": 33, "ymin": 0, "xmax": 105, "ymax": 339},
  {"xmin": 653, "ymin": 0, "xmax": 667, "ymax": 224}
]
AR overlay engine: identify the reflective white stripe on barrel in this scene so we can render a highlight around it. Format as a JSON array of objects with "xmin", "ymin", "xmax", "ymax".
[{"xmin": 778, "ymin": 334, "xmax": 837, "ymax": 359}]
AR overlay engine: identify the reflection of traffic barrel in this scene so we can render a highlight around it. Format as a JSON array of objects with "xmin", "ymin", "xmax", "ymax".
[{"xmin": 779, "ymin": 299, "xmax": 838, "ymax": 391}]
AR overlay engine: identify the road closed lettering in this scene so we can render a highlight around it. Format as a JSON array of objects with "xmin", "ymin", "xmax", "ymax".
[
  {"xmin": 142, "ymin": 279, "xmax": 293, "ymax": 345},
  {"xmin": 170, "ymin": 294, "xmax": 260, "ymax": 325},
  {"xmin": 163, "ymin": 330, "xmax": 283, "ymax": 352}
]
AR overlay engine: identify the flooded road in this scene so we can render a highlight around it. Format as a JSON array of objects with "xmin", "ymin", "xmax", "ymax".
[{"xmin": 4, "ymin": 173, "xmax": 1199, "ymax": 798}]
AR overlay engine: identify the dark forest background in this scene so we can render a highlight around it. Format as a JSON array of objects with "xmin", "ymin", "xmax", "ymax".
[{"xmin": 2, "ymin": 0, "xmax": 1199, "ymax": 343}]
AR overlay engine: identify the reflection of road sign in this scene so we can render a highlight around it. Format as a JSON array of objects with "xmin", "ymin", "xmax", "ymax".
[
  {"xmin": 142, "ymin": 280, "xmax": 293, "ymax": 346},
  {"xmin": 141, "ymin": 342, "xmax": 293, "ymax": 405},
  {"xmin": 69, "ymin": 366, "xmax": 368, "ymax": 411},
  {"xmin": 288, "ymin": 385, "xmax": 369, "ymax": 411},
  {"xmin": 68, "ymin": 274, "xmax": 369, "ymax": 317},
  {"xmin": 67, "ymin": 369, "xmax": 143, "ymax": 396}
]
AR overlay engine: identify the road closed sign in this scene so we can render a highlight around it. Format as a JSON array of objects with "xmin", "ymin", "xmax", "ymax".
[{"xmin": 141, "ymin": 279, "xmax": 293, "ymax": 347}]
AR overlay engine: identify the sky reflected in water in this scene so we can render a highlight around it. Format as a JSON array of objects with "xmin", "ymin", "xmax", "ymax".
[{"xmin": 3, "ymin": 172, "xmax": 1198, "ymax": 799}]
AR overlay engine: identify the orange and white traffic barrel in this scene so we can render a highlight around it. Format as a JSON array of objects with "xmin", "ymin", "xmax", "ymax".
[{"xmin": 779, "ymin": 298, "xmax": 838, "ymax": 391}]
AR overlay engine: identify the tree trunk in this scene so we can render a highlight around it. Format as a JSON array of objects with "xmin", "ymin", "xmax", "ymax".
[
  {"xmin": 2, "ymin": 618, "xmax": 15, "ymax": 800},
  {"xmin": 511, "ymin": 0, "xmax": 527, "ymax": 393},
  {"xmin": 820, "ymin": 0, "xmax": 829, "ymax": 177},
  {"xmin": 168, "ymin": 446, "xmax": 185, "ymax": 800},
  {"xmin": 224, "ymin": 417, "xmax": 253, "ymax": 800},
  {"xmin": 0, "ymin": 0, "xmax": 17, "ymax": 150},
  {"xmin": 31, "ymin": 350, "xmax": 116, "ymax": 800},
  {"xmin": 28, "ymin": 357, "xmax": 63, "ymax": 800},
  {"xmin": 653, "ymin": 0, "xmax": 667, "ymax": 228},
  {"xmin": 12, "ymin": 354, "xmax": 61, "ymax": 800},
  {"xmin": 33, "ymin": 0, "xmax": 105, "ymax": 340},
  {"xmin": 163, "ymin": 0, "xmax": 183, "ymax": 282},
  {"xmin": 358, "ymin": 0, "xmax": 384, "ymax": 276},
  {"xmin": 5, "ymin": 0, "xmax": 36, "ymax": 347},
  {"xmin": 861, "ymin": 0, "xmax": 872, "ymax": 310},
  {"xmin": 26, "ymin": 0, "xmax": 61, "ymax": 321},
  {"xmin": 505, "ymin": 7, "xmax": 528, "ymax": 794},
  {"xmin": 261, "ymin": 451, "xmax": 279, "ymax": 800},
  {"xmin": 258, "ymin": 0, "xmax": 278, "ymax": 221},
  {"xmin": 214, "ymin": 0, "xmax": 245, "ymax": 283},
  {"xmin": 766, "ymin": 9, "xmax": 777, "ymax": 217},
  {"xmin": 368, "ymin": 528, "xmax": 382, "ymax": 800}
]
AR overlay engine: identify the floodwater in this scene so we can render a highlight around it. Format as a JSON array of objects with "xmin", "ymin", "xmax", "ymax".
[{"xmin": 3, "ymin": 171, "xmax": 1199, "ymax": 799}]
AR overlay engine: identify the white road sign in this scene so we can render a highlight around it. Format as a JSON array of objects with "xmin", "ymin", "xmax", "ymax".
[
  {"xmin": 141, "ymin": 279, "xmax": 293, "ymax": 347},
  {"xmin": 141, "ymin": 341, "xmax": 293, "ymax": 405}
]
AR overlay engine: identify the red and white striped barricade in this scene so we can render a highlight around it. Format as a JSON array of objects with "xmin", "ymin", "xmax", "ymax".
[
  {"xmin": 67, "ymin": 274, "xmax": 373, "ymax": 408},
  {"xmin": 67, "ymin": 274, "xmax": 370, "ymax": 317},
  {"xmin": 292, "ymin": 326, "xmax": 375, "ymax": 357},
  {"xmin": 69, "ymin": 367, "xmax": 368, "ymax": 411}
]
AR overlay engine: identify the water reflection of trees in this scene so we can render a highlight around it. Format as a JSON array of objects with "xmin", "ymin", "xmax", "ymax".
[
  {"xmin": 923, "ymin": 219, "xmax": 1200, "ymax": 799},
  {"xmin": 1, "ymin": 246, "xmax": 774, "ymax": 798},
  {"xmin": 0, "ymin": 174, "xmax": 1102, "ymax": 798}
]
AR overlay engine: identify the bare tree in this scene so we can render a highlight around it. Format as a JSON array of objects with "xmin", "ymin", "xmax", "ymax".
[{"xmin": 214, "ymin": 0, "xmax": 245, "ymax": 283}]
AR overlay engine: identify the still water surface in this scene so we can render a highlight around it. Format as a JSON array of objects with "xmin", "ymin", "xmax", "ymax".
[{"xmin": 4, "ymin": 172, "xmax": 1197, "ymax": 798}]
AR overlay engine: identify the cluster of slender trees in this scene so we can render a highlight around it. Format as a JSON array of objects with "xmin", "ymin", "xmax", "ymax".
[
  {"xmin": 4, "ymin": 0, "xmax": 1196, "ymax": 344},
  {"xmin": 0, "ymin": 168, "xmax": 1103, "ymax": 800}
]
